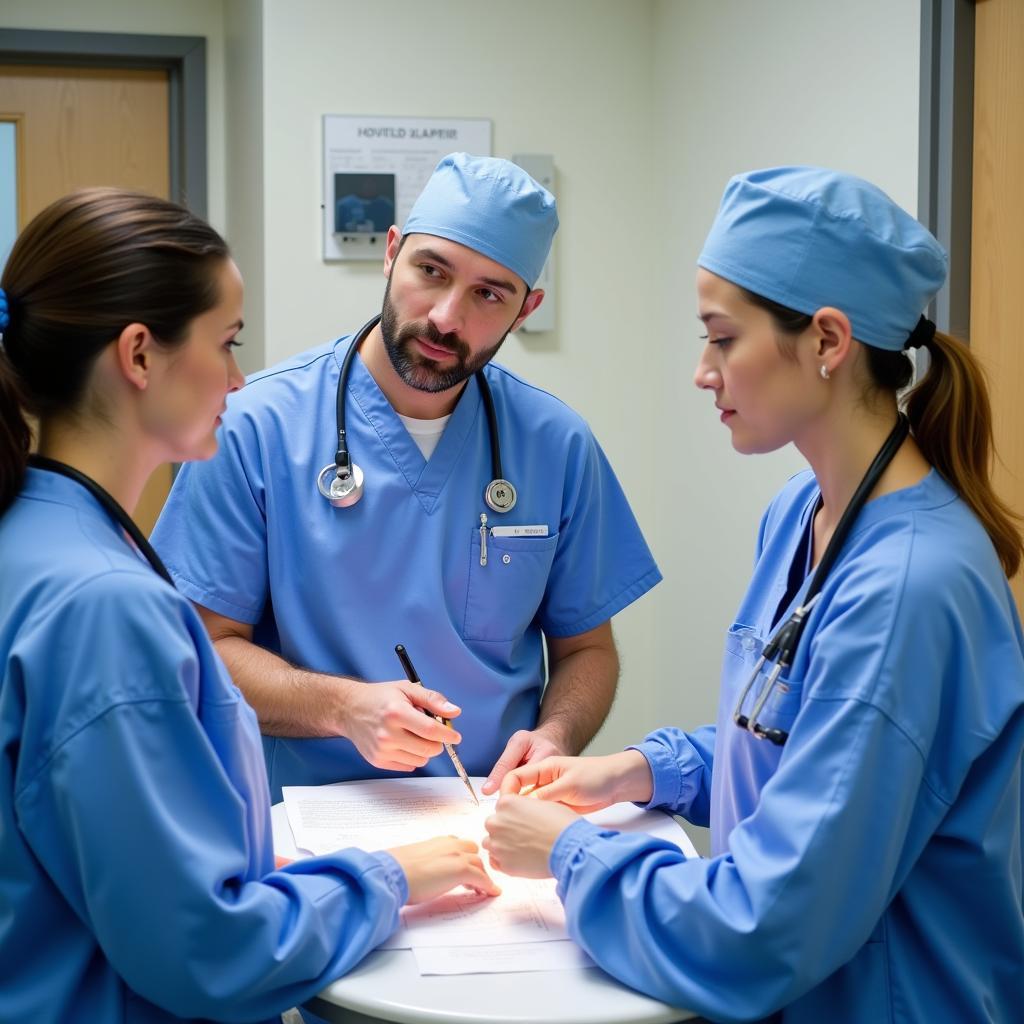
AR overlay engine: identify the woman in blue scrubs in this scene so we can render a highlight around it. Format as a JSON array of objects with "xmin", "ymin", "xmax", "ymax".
[
  {"xmin": 483, "ymin": 167, "xmax": 1024, "ymax": 1022},
  {"xmin": 0, "ymin": 189, "xmax": 498, "ymax": 1024}
]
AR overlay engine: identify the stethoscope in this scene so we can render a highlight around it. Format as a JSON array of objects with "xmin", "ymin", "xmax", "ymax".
[
  {"xmin": 316, "ymin": 314, "xmax": 518, "ymax": 513},
  {"xmin": 733, "ymin": 413, "xmax": 910, "ymax": 746},
  {"xmin": 28, "ymin": 454, "xmax": 175, "ymax": 586}
]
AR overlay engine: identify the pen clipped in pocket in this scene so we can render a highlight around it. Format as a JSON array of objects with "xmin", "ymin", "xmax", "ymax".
[{"xmin": 463, "ymin": 527, "xmax": 557, "ymax": 642}]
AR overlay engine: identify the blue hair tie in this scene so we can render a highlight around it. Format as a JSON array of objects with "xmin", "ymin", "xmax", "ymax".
[{"xmin": 0, "ymin": 287, "xmax": 9, "ymax": 332}]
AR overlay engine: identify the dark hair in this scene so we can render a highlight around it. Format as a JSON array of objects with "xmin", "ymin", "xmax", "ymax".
[
  {"xmin": 0, "ymin": 188, "xmax": 230, "ymax": 514},
  {"xmin": 742, "ymin": 288, "xmax": 1023, "ymax": 579}
]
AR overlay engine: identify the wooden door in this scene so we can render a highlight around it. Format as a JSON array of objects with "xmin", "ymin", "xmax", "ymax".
[
  {"xmin": 0, "ymin": 63, "xmax": 173, "ymax": 535},
  {"xmin": 972, "ymin": 0, "xmax": 1024, "ymax": 609}
]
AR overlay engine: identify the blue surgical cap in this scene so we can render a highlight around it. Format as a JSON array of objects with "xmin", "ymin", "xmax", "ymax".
[
  {"xmin": 698, "ymin": 166, "xmax": 948, "ymax": 351},
  {"xmin": 402, "ymin": 153, "xmax": 558, "ymax": 289}
]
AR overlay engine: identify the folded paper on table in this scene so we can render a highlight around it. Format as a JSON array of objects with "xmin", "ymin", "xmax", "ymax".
[{"xmin": 281, "ymin": 776, "xmax": 696, "ymax": 972}]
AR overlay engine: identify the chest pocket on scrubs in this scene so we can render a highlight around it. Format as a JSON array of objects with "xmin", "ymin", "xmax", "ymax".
[
  {"xmin": 463, "ymin": 529, "xmax": 559, "ymax": 642},
  {"xmin": 725, "ymin": 623, "xmax": 805, "ymax": 736}
]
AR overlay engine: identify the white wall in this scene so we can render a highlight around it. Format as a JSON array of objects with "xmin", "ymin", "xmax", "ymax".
[
  {"xmin": 223, "ymin": 0, "xmax": 266, "ymax": 375},
  {"xmin": 3, "ymin": 2, "xmax": 922, "ymax": 835},
  {"xmin": 649, "ymin": 0, "xmax": 921, "ymax": 751},
  {"xmin": 254, "ymin": 0, "xmax": 921, "ymax": 762},
  {"xmin": 258, "ymin": 0, "xmax": 665, "ymax": 735}
]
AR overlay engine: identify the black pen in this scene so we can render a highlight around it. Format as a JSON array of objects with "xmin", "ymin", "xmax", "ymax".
[{"xmin": 395, "ymin": 643, "xmax": 480, "ymax": 805}]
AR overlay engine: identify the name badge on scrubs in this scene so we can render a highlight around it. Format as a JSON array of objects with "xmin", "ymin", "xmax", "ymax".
[{"xmin": 490, "ymin": 525, "xmax": 549, "ymax": 537}]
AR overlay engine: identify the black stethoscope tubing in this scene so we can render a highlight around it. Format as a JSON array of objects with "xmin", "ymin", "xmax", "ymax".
[
  {"xmin": 323, "ymin": 313, "xmax": 513, "ymax": 509},
  {"xmin": 27, "ymin": 454, "xmax": 175, "ymax": 586},
  {"xmin": 476, "ymin": 366, "xmax": 505, "ymax": 483},
  {"xmin": 733, "ymin": 414, "xmax": 911, "ymax": 745}
]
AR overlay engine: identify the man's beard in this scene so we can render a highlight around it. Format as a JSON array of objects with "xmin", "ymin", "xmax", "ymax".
[{"xmin": 379, "ymin": 281, "xmax": 509, "ymax": 393}]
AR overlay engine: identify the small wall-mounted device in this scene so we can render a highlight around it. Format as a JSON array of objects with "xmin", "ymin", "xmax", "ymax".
[
  {"xmin": 511, "ymin": 153, "xmax": 556, "ymax": 333},
  {"xmin": 331, "ymin": 171, "xmax": 396, "ymax": 259},
  {"xmin": 322, "ymin": 115, "xmax": 491, "ymax": 263}
]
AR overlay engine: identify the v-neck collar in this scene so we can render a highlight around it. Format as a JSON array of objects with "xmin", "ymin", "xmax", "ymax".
[
  {"xmin": 771, "ymin": 494, "xmax": 820, "ymax": 629},
  {"xmin": 334, "ymin": 337, "xmax": 485, "ymax": 515}
]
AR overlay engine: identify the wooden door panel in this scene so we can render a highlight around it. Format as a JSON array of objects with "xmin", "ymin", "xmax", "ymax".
[
  {"xmin": 0, "ymin": 65, "xmax": 169, "ymax": 215},
  {"xmin": 972, "ymin": 0, "xmax": 1024, "ymax": 608},
  {"xmin": 0, "ymin": 63, "xmax": 172, "ymax": 535}
]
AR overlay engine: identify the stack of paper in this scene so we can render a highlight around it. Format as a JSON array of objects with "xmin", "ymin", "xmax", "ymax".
[{"xmin": 281, "ymin": 776, "xmax": 694, "ymax": 976}]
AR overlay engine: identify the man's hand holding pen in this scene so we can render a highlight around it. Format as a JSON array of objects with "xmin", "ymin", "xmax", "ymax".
[
  {"xmin": 336, "ymin": 674, "xmax": 462, "ymax": 773},
  {"xmin": 395, "ymin": 644, "xmax": 481, "ymax": 805}
]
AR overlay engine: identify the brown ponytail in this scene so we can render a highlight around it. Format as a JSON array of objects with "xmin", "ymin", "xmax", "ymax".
[
  {"xmin": 0, "ymin": 188, "xmax": 229, "ymax": 516},
  {"xmin": 903, "ymin": 331, "xmax": 1023, "ymax": 578},
  {"xmin": 0, "ymin": 350, "xmax": 31, "ymax": 514},
  {"xmin": 744, "ymin": 286, "xmax": 1023, "ymax": 579}
]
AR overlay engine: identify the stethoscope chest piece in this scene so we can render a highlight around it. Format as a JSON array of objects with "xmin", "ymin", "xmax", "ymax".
[
  {"xmin": 485, "ymin": 478, "xmax": 517, "ymax": 513},
  {"xmin": 317, "ymin": 462, "xmax": 365, "ymax": 508},
  {"xmin": 321, "ymin": 313, "xmax": 517, "ymax": 512}
]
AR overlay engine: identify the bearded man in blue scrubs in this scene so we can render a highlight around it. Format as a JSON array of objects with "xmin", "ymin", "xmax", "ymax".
[{"xmin": 153, "ymin": 153, "xmax": 661, "ymax": 801}]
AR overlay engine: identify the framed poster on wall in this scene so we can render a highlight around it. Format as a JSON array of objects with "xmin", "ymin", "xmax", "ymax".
[{"xmin": 322, "ymin": 114, "xmax": 491, "ymax": 261}]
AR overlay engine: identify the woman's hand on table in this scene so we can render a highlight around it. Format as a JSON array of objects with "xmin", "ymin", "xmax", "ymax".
[
  {"xmin": 482, "ymin": 795, "xmax": 580, "ymax": 877},
  {"xmin": 497, "ymin": 751, "xmax": 654, "ymax": 812},
  {"xmin": 387, "ymin": 836, "xmax": 501, "ymax": 904}
]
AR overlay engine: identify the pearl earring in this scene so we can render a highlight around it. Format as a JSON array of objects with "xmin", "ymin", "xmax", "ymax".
[{"xmin": 820, "ymin": 364, "xmax": 830, "ymax": 380}]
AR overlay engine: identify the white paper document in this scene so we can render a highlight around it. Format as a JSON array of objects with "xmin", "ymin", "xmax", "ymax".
[
  {"xmin": 413, "ymin": 939, "xmax": 594, "ymax": 976},
  {"xmin": 284, "ymin": 777, "xmax": 569, "ymax": 948},
  {"xmin": 381, "ymin": 870, "xmax": 567, "ymax": 949},
  {"xmin": 281, "ymin": 776, "xmax": 696, "ymax": 974},
  {"xmin": 283, "ymin": 777, "xmax": 491, "ymax": 856}
]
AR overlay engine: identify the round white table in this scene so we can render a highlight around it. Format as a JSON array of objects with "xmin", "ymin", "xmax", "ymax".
[{"xmin": 271, "ymin": 800, "xmax": 703, "ymax": 1024}]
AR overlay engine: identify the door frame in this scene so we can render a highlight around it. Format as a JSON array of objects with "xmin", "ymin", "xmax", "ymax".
[
  {"xmin": 0, "ymin": 28, "xmax": 207, "ymax": 216},
  {"xmin": 918, "ymin": 0, "xmax": 975, "ymax": 340}
]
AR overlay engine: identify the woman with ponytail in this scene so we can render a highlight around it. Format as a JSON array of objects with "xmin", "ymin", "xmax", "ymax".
[
  {"xmin": 0, "ymin": 189, "xmax": 496, "ymax": 1024},
  {"xmin": 484, "ymin": 168, "xmax": 1024, "ymax": 1022}
]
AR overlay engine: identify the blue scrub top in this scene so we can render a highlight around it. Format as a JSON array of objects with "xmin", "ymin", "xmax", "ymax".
[
  {"xmin": 0, "ymin": 470, "xmax": 408, "ymax": 1024},
  {"xmin": 550, "ymin": 470, "xmax": 1024, "ymax": 1022},
  {"xmin": 152, "ymin": 335, "xmax": 661, "ymax": 799}
]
